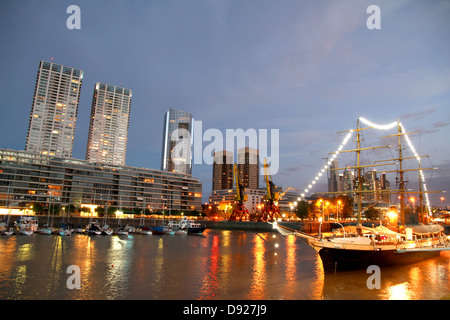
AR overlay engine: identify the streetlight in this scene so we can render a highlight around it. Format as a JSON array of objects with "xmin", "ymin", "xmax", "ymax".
[
  {"xmin": 441, "ymin": 197, "xmax": 445, "ymax": 208},
  {"xmin": 410, "ymin": 197, "xmax": 415, "ymax": 212},
  {"xmin": 337, "ymin": 200, "xmax": 342, "ymax": 221}
]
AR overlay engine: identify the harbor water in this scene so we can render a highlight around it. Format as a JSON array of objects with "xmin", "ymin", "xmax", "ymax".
[{"xmin": 0, "ymin": 229, "xmax": 449, "ymax": 300}]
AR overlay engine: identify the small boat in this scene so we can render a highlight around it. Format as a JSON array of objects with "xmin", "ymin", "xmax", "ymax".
[
  {"xmin": 57, "ymin": 224, "xmax": 72, "ymax": 236},
  {"xmin": 151, "ymin": 226, "xmax": 165, "ymax": 235},
  {"xmin": 19, "ymin": 228, "xmax": 34, "ymax": 236},
  {"xmin": 37, "ymin": 227, "xmax": 53, "ymax": 235},
  {"xmin": 163, "ymin": 226, "xmax": 175, "ymax": 235},
  {"xmin": 114, "ymin": 226, "xmax": 129, "ymax": 235},
  {"xmin": 86, "ymin": 222, "xmax": 102, "ymax": 235},
  {"xmin": 15, "ymin": 215, "xmax": 38, "ymax": 235},
  {"xmin": 1, "ymin": 228, "xmax": 14, "ymax": 235},
  {"xmin": 165, "ymin": 220, "xmax": 187, "ymax": 235},
  {"xmin": 0, "ymin": 222, "xmax": 14, "ymax": 235},
  {"xmin": 59, "ymin": 228, "xmax": 72, "ymax": 236},
  {"xmin": 175, "ymin": 229, "xmax": 187, "ymax": 235},
  {"xmin": 123, "ymin": 225, "xmax": 136, "ymax": 234},
  {"xmin": 180, "ymin": 218, "xmax": 206, "ymax": 235},
  {"xmin": 100, "ymin": 224, "xmax": 113, "ymax": 235},
  {"xmin": 136, "ymin": 226, "xmax": 152, "ymax": 235},
  {"xmin": 73, "ymin": 225, "xmax": 85, "ymax": 233}
]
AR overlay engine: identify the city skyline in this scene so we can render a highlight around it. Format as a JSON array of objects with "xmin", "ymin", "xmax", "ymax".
[{"xmin": 1, "ymin": 1, "xmax": 449, "ymax": 205}]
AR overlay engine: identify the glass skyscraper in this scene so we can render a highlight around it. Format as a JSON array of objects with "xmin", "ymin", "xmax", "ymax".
[
  {"xmin": 161, "ymin": 108, "xmax": 193, "ymax": 175},
  {"xmin": 85, "ymin": 82, "xmax": 132, "ymax": 166},
  {"xmin": 25, "ymin": 61, "xmax": 83, "ymax": 157}
]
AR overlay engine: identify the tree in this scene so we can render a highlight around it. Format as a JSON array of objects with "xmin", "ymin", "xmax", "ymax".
[
  {"xmin": 32, "ymin": 203, "xmax": 45, "ymax": 215},
  {"xmin": 365, "ymin": 207, "xmax": 381, "ymax": 221},
  {"xmin": 80, "ymin": 206, "xmax": 91, "ymax": 215},
  {"xmin": 94, "ymin": 206, "xmax": 105, "ymax": 217},
  {"xmin": 64, "ymin": 204, "xmax": 76, "ymax": 215},
  {"xmin": 295, "ymin": 200, "xmax": 310, "ymax": 220}
]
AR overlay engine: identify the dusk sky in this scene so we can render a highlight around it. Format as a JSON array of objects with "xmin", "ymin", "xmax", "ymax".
[{"xmin": 0, "ymin": 0, "xmax": 449, "ymax": 205}]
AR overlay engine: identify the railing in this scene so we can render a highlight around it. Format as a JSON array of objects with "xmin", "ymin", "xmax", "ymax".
[{"xmin": 395, "ymin": 236, "xmax": 450, "ymax": 252}]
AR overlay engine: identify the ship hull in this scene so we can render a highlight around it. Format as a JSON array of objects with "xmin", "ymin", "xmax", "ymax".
[
  {"xmin": 187, "ymin": 227, "xmax": 206, "ymax": 234},
  {"xmin": 319, "ymin": 247, "xmax": 441, "ymax": 273}
]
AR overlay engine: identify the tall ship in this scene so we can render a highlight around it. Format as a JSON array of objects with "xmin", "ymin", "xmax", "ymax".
[{"xmin": 274, "ymin": 117, "xmax": 450, "ymax": 273}]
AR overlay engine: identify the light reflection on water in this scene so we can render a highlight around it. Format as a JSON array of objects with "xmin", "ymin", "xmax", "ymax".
[{"xmin": 0, "ymin": 230, "xmax": 449, "ymax": 300}]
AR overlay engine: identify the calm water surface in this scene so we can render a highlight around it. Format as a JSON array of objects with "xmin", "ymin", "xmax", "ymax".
[{"xmin": 0, "ymin": 229, "xmax": 449, "ymax": 300}]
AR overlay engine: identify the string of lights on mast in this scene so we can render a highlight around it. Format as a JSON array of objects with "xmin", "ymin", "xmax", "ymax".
[{"xmin": 300, "ymin": 117, "xmax": 432, "ymax": 215}]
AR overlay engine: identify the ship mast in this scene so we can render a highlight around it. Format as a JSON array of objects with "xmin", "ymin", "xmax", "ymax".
[
  {"xmin": 325, "ymin": 118, "xmax": 442, "ymax": 228},
  {"xmin": 397, "ymin": 120, "xmax": 406, "ymax": 227},
  {"xmin": 356, "ymin": 119, "xmax": 362, "ymax": 226}
]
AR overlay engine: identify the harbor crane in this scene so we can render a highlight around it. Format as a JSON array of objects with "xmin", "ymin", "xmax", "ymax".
[
  {"xmin": 258, "ymin": 159, "xmax": 298, "ymax": 221},
  {"xmin": 229, "ymin": 164, "xmax": 250, "ymax": 221}
]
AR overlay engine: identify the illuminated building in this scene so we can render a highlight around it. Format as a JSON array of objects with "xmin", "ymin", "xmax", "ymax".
[
  {"xmin": 212, "ymin": 150, "xmax": 234, "ymax": 191},
  {"xmin": 0, "ymin": 148, "xmax": 202, "ymax": 214},
  {"xmin": 85, "ymin": 83, "xmax": 132, "ymax": 166},
  {"xmin": 161, "ymin": 108, "xmax": 193, "ymax": 175},
  {"xmin": 208, "ymin": 188, "xmax": 264, "ymax": 213},
  {"xmin": 328, "ymin": 159, "xmax": 343, "ymax": 193},
  {"xmin": 237, "ymin": 147, "xmax": 259, "ymax": 189},
  {"xmin": 25, "ymin": 61, "xmax": 83, "ymax": 158}
]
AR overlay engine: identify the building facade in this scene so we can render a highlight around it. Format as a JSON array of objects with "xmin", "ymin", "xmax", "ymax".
[
  {"xmin": 161, "ymin": 108, "xmax": 193, "ymax": 175},
  {"xmin": 237, "ymin": 147, "xmax": 259, "ymax": 189},
  {"xmin": 0, "ymin": 149, "xmax": 202, "ymax": 214},
  {"xmin": 212, "ymin": 150, "xmax": 234, "ymax": 191},
  {"xmin": 328, "ymin": 160, "xmax": 343, "ymax": 193},
  {"xmin": 209, "ymin": 188, "xmax": 265, "ymax": 214},
  {"xmin": 85, "ymin": 82, "xmax": 132, "ymax": 166},
  {"xmin": 25, "ymin": 61, "xmax": 83, "ymax": 158}
]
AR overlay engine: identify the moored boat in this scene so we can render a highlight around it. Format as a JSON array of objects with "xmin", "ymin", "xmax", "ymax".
[
  {"xmin": 136, "ymin": 226, "xmax": 152, "ymax": 235},
  {"xmin": 114, "ymin": 226, "xmax": 129, "ymax": 235},
  {"xmin": 100, "ymin": 223, "xmax": 113, "ymax": 235},
  {"xmin": 180, "ymin": 218, "xmax": 206, "ymax": 235},
  {"xmin": 0, "ymin": 222, "xmax": 14, "ymax": 235},
  {"xmin": 15, "ymin": 215, "xmax": 38, "ymax": 235},
  {"xmin": 86, "ymin": 221, "xmax": 102, "ymax": 235},
  {"xmin": 273, "ymin": 118, "xmax": 450, "ymax": 273},
  {"xmin": 151, "ymin": 226, "xmax": 165, "ymax": 235},
  {"xmin": 37, "ymin": 227, "xmax": 53, "ymax": 235}
]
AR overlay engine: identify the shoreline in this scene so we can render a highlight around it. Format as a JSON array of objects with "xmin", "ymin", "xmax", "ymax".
[{"xmin": 3, "ymin": 214, "xmax": 449, "ymax": 235}]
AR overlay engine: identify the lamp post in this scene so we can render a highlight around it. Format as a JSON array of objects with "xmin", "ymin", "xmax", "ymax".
[{"xmin": 337, "ymin": 200, "xmax": 342, "ymax": 222}]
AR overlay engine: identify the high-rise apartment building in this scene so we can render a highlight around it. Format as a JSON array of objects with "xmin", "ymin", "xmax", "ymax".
[
  {"xmin": 237, "ymin": 147, "xmax": 259, "ymax": 189},
  {"xmin": 85, "ymin": 82, "xmax": 132, "ymax": 166},
  {"xmin": 161, "ymin": 108, "xmax": 193, "ymax": 175},
  {"xmin": 25, "ymin": 61, "xmax": 83, "ymax": 157},
  {"xmin": 212, "ymin": 150, "xmax": 234, "ymax": 191}
]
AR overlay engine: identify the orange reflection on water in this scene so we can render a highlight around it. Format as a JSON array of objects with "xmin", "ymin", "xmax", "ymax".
[
  {"xmin": 0, "ymin": 237, "xmax": 17, "ymax": 281},
  {"xmin": 199, "ymin": 234, "xmax": 221, "ymax": 299},
  {"xmin": 103, "ymin": 236, "xmax": 134, "ymax": 299},
  {"xmin": 247, "ymin": 234, "xmax": 267, "ymax": 299},
  {"xmin": 46, "ymin": 236, "xmax": 65, "ymax": 295},
  {"xmin": 386, "ymin": 282, "xmax": 411, "ymax": 300},
  {"xmin": 69, "ymin": 235, "xmax": 98, "ymax": 299}
]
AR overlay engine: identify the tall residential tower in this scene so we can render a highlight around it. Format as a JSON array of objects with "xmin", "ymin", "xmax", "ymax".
[
  {"xmin": 161, "ymin": 108, "xmax": 193, "ymax": 175},
  {"xmin": 212, "ymin": 150, "xmax": 234, "ymax": 191},
  {"xmin": 25, "ymin": 61, "xmax": 83, "ymax": 157},
  {"xmin": 85, "ymin": 82, "xmax": 132, "ymax": 166},
  {"xmin": 237, "ymin": 147, "xmax": 259, "ymax": 189}
]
